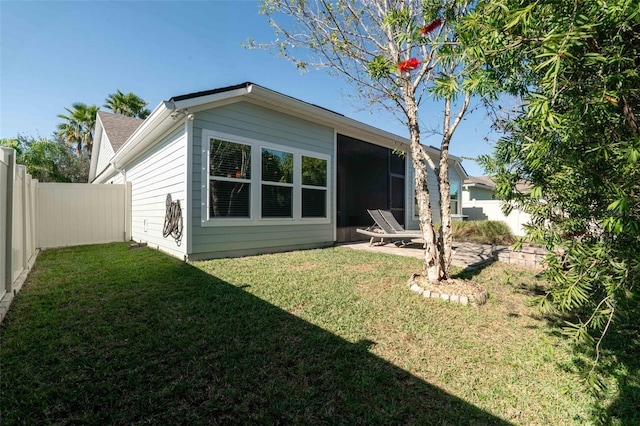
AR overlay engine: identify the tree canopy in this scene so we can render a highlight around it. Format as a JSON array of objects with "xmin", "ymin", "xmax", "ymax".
[
  {"xmin": 464, "ymin": 0, "xmax": 639, "ymax": 387},
  {"xmin": 104, "ymin": 90, "xmax": 151, "ymax": 119},
  {"xmin": 1, "ymin": 135, "xmax": 89, "ymax": 183},
  {"xmin": 56, "ymin": 102, "xmax": 99, "ymax": 156}
]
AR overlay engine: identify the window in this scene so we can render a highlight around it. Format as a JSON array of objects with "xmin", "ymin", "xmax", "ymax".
[
  {"xmin": 209, "ymin": 139, "xmax": 251, "ymax": 218},
  {"xmin": 301, "ymin": 156, "xmax": 327, "ymax": 218},
  {"xmin": 202, "ymin": 130, "xmax": 330, "ymax": 225},
  {"xmin": 450, "ymin": 184, "xmax": 459, "ymax": 215},
  {"xmin": 261, "ymin": 148, "xmax": 293, "ymax": 218}
]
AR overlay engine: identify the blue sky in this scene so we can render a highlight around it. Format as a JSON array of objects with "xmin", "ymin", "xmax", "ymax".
[{"xmin": 1, "ymin": 0, "xmax": 497, "ymax": 176}]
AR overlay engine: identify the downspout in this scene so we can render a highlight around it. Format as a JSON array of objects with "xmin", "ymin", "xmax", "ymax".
[{"xmin": 112, "ymin": 163, "xmax": 126, "ymax": 182}]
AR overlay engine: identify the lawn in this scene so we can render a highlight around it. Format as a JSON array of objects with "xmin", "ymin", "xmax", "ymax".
[{"xmin": 1, "ymin": 243, "xmax": 636, "ymax": 424}]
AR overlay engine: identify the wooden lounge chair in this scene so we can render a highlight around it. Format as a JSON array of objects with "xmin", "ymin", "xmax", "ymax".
[{"xmin": 356, "ymin": 209, "xmax": 423, "ymax": 246}]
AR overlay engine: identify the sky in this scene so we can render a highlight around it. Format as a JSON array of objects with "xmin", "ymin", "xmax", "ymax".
[{"xmin": 0, "ymin": 0, "xmax": 498, "ymax": 176}]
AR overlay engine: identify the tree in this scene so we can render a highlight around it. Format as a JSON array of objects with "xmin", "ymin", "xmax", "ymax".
[
  {"xmin": 1, "ymin": 135, "xmax": 89, "ymax": 182},
  {"xmin": 257, "ymin": 0, "xmax": 484, "ymax": 283},
  {"xmin": 56, "ymin": 102, "xmax": 99, "ymax": 156},
  {"xmin": 464, "ymin": 0, "xmax": 639, "ymax": 385},
  {"xmin": 104, "ymin": 89, "xmax": 151, "ymax": 119}
]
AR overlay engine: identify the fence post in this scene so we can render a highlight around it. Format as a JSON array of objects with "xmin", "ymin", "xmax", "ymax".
[
  {"xmin": 2, "ymin": 148, "xmax": 15, "ymax": 295},
  {"xmin": 20, "ymin": 166, "xmax": 28, "ymax": 268}
]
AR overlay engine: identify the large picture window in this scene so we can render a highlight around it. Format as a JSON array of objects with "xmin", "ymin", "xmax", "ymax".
[
  {"xmin": 202, "ymin": 130, "xmax": 330, "ymax": 225},
  {"xmin": 209, "ymin": 139, "xmax": 251, "ymax": 218}
]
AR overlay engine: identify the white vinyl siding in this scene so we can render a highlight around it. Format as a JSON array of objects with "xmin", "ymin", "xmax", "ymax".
[
  {"xmin": 126, "ymin": 126, "xmax": 187, "ymax": 258},
  {"xmin": 190, "ymin": 101, "xmax": 334, "ymax": 259},
  {"xmin": 95, "ymin": 129, "xmax": 115, "ymax": 177}
]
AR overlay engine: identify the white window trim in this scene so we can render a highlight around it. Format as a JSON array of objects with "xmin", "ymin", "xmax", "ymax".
[
  {"xmin": 201, "ymin": 129, "xmax": 330, "ymax": 227},
  {"xmin": 260, "ymin": 146, "xmax": 295, "ymax": 220}
]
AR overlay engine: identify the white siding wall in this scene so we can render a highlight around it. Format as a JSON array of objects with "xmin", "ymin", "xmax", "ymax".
[
  {"xmin": 126, "ymin": 126, "xmax": 187, "ymax": 259},
  {"xmin": 190, "ymin": 101, "xmax": 335, "ymax": 259},
  {"xmin": 95, "ymin": 129, "xmax": 116, "ymax": 178}
]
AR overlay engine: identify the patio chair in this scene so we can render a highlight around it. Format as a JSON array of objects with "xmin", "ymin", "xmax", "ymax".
[{"xmin": 356, "ymin": 209, "xmax": 423, "ymax": 246}]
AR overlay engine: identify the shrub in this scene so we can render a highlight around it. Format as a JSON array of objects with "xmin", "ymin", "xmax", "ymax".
[{"xmin": 451, "ymin": 220, "xmax": 514, "ymax": 245}]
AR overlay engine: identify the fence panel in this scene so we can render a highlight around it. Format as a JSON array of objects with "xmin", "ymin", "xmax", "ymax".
[
  {"xmin": 38, "ymin": 183, "xmax": 130, "ymax": 249},
  {"xmin": 11, "ymin": 166, "xmax": 26, "ymax": 282},
  {"xmin": 462, "ymin": 199, "xmax": 531, "ymax": 236},
  {"xmin": 0, "ymin": 148, "xmax": 12, "ymax": 300}
]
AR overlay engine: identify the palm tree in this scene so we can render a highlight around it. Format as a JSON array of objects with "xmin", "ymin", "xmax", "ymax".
[
  {"xmin": 104, "ymin": 90, "xmax": 151, "ymax": 119},
  {"xmin": 56, "ymin": 102, "xmax": 99, "ymax": 156}
]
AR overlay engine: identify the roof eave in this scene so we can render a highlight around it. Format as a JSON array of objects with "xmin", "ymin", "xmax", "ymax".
[{"xmin": 110, "ymin": 101, "xmax": 175, "ymax": 168}]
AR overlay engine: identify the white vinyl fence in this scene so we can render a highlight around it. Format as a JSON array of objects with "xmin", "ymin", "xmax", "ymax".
[
  {"xmin": 462, "ymin": 199, "xmax": 531, "ymax": 236},
  {"xmin": 1, "ymin": 147, "xmax": 131, "ymax": 321},
  {"xmin": 38, "ymin": 183, "xmax": 131, "ymax": 248}
]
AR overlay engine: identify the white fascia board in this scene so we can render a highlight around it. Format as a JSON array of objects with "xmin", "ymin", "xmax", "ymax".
[
  {"xmin": 111, "ymin": 101, "xmax": 174, "ymax": 168},
  {"xmin": 170, "ymin": 87, "xmax": 252, "ymax": 112},
  {"xmin": 453, "ymin": 161, "xmax": 468, "ymax": 179}
]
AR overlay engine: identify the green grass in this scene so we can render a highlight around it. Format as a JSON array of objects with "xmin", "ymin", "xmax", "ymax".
[
  {"xmin": 1, "ymin": 243, "xmax": 636, "ymax": 424},
  {"xmin": 452, "ymin": 220, "xmax": 515, "ymax": 245}
]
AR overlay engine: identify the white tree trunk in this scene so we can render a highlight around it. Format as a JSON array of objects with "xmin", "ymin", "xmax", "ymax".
[{"xmin": 404, "ymin": 84, "xmax": 442, "ymax": 282}]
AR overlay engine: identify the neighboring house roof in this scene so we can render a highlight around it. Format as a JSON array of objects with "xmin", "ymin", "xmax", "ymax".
[
  {"xmin": 464, "ymin": 176, "xmax": 532, "ymax": 194},
  {"xmin": 464, "ymin": 176, "xmax": 496, "ymax": 190},
  {"xmin": 96, "ymin": 111, "xmax": 144, "ymax": 152}
]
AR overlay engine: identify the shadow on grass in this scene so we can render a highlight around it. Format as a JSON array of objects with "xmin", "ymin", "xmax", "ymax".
[
  {"xmin": 452, "ymin": 259, "xmax": 497, "ymax": 280},
  {"xmin": 0, "ymin": 244, "xmax": 512, "ymax": 425},
  {"xmin": 593, "ymin": 324, "xmax": 640, "ymax": 425}
]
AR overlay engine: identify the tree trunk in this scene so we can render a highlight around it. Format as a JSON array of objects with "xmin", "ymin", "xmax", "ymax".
[
  {"xmin": 436, "ymin": 93, "xmax": 470, "ymax": 280},
  {"xmin": 403, "ymin": 83, "xmax": 442, "ymax": 282},
  {"xmin": 437, "ymin": 138, "xmax": 453, "ymax": 280}
]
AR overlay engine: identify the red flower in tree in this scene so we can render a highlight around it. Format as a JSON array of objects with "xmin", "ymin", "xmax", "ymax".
[
  {"xmin": 398, "ymin": 58, "xmax": 420, "ymax": 72},
  {"xmin": 421, "ymin": 18, "xmax": 442, "ymax": 35}
]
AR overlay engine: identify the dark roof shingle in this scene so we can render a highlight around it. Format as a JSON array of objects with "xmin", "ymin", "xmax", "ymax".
[{"xmin": 97, "ymin": 110, "xmax": 144, "ymax": 153}]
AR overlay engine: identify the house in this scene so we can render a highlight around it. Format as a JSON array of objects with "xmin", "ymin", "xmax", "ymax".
[
  {"xmin": 462, "ymin": 176, "xmax": 496, "ymax": 202},
  {"xmin": 462, "ymin": 176, "xmax": 531, "ymax": 236},
  {"xmin": 89, "ymin": 82, "xmax": 467, "ymax": 260}
]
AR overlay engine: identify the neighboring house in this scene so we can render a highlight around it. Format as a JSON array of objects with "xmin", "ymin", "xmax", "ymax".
[
  {"xmin": 462, "ymin": 176, "xmax": 531, "ymax": 236},
  {"xmin": 89, "ymin": 82, "xmax": 467, "ymax": 260}
]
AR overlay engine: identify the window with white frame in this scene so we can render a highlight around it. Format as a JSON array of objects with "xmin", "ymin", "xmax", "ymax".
[
  {"xmin": 209, "ymin": 139, "xmax": 251, "ymax": 218},
  {"xmin": 203, "ymin": 131, "xmax": 330, "ymax": 225},
  {"xmin": 301, "ymin": 155, "xmax": 328, "ymax": 218},
  {"xmin": 450, "ymin": 183, "xmax": 460, "ymax": 215},
  {"xmin": 261, "ymin": 148, "xmax": 294, "ymax": 218}
]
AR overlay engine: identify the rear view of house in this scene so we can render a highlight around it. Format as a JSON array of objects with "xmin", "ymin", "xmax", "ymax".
[{"xmin": 89, "ymin": 82, "xmax": 466, "ymax": 260}]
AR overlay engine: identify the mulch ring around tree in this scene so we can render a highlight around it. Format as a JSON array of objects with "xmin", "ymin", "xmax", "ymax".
[{"xmin": 407, "ymin": 274, "xmax": 488, "ymax": 306}]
